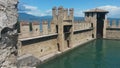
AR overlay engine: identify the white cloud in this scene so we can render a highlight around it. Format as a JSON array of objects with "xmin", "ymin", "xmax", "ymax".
[
  {"xmin": 22, "ymin": 5, "xmax": 42, "ymax": 16},
  {"xmin": 97, "ymin": 5, "xmax": 120, "ymax": 18},
  {"xmin": 23, "ymin": 4, "xmax": 38, "ymax": 11},
  {"xmin": 19, "ymin": 4, "xmax": 120, "ymax": 18},
  {"xmin": 74, "ymin": 9, "xmax": 84, "ymax": 17},
  {"xmin": 45, "ymin": 9, "xmax": 52, "ymax": 16},
  {"xmin": 18, "ymin": 4, "xmax": 52, "ymax": 16},
  {"xmin": 74, "ymin": 5, "xmax": 120, "ymax": 18}
]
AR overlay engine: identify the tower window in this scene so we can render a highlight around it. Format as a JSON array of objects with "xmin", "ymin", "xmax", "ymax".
[
  {"xmin": 86, "ymin": 13, "xmax": 89, "ymax": 17},
  {"xmin": 91, "ymin": 13, "xmax": 94, "ymax": 17}
]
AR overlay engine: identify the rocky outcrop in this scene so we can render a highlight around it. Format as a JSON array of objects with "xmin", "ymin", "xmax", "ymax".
[
  {"xmin": 0, "ymin": 0, "xmax": 18, "ymax": 67},
  {"xmin": 17, "ymin": 54, "xmax": 40, "ymax": 67}
]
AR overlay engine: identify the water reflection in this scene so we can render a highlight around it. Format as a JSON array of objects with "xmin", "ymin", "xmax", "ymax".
[
  {"xmin": 94, "ymin": 39, "xmax": 103, "ymax": 68},
  {"xmin": 37, "ymin": 39, "xmax": 120, "ymax": 68}
]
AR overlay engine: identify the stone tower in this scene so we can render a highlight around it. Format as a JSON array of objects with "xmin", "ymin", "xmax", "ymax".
[
  {"xmin": 84, "ymin": 8, "xmax": 109, "ymax": 38},
  {"xmin": 52, "ymin": 7, "xmax": 57, "ymax": 25},
  {"xmin": 53, "ymin": 6, "xmax": 74, "ymax": 52}
]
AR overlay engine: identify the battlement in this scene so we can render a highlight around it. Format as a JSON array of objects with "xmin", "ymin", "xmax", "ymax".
[
  {"xmin": 52, "ymin": 6, "xmax": 74, "ymax": 25},
  {"xmin": 19, "ymin": 7, "xmax": 108, "ymax": 61},
  {"xmin": 74, "ymin": 21, "xmax": 92, "ymax": 31},
  {"xmin": 32, "ymin": 21, "xmax": 39, "ymax": 25},
  {"xmin": 107, "ymin": 20, "xmax": 120, "ymax": 28},
  {"xmin": 20, "ymin": 21, "xmax": 30, "ymax": 33},
  {"xmin": 19, "ymin": 20, "xmax": 56, "ymax": 39},
  {"xmin": 20, "ymin": 21, "xmax": 29, "ymax": 26}
]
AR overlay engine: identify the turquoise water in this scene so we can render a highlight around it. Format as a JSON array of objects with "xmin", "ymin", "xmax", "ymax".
[{"xmin": 37, "ymin": 39, "xmax": 120, "ymax": 68}]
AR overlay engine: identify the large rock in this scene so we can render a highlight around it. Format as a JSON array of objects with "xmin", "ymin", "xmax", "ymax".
[
  {"xmin": 17, "ymin": 54, "xmax": 41, "ymax": 67},
  {"xmin": 0, "ymin": 0, "xmax": 18, "ymax": 67},
  {"xmin": 0, "ymin": 0, "xmax": 18, "ymax": 36}
]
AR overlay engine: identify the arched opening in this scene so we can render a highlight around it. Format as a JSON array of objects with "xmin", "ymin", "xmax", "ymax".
[
  {"xmin": 57, "ymin": 43, "xmax": 60, "ymax": 51},
  {"xmin": 67, "ymin": 40, "xmax": 70, "ymax": 48}
]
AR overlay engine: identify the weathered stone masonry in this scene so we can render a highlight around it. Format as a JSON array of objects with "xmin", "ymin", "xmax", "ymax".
[
  {"xmin": 106, "ymin": 20, "xmax": 120, "ymax": 39},
  {"xmin": 17, "ymin": 7, "xmax": 95, "ymax": 66},
  {"xmin": 0, "ymin": 0, "xmax": 18, "ymax": 67}
]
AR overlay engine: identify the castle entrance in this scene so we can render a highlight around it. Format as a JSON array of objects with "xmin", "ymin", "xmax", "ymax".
[{"xmin": 96, "ymin": 13, "xmax": 105, "ymax": 38}]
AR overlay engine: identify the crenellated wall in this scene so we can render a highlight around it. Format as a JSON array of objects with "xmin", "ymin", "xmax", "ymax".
[
  {"xmin": 73, "ymin": 21, "xmax": 93, "ymax": 46},
  {"xmin": 74, "ymin": 21, "xmax": 92, "ymax": 31},
  {"xmin": 20, "ymin": 21, "xmax": 30, "ymax": 33},
  {"xmin": 17, "ymin": 6, "xmax": 120, "ymax": 66},
  {"xmin": 19, "ymin": 20, "xmax": 56, "ymax": 39},
  {"xmin": 18, "ymin": 19, "xmax": 58, "ymax": 61},
  {"xmin": 18, "ymin": 20, "xmax": 94, "ymax": 58},
  {"xmin": 18, "ymin": 7, "xmax": 95, "ymax": 64},
  {"xmin": 107, "ymin": 20, "xmax": 120, "ymax": 28},
  {"xmin": 106, "ymin": 20, "xmax": 120, "ymax": 39},
  {"xmin": 32, "ymin": 21, "xmax": 40, "ymax": 35}
]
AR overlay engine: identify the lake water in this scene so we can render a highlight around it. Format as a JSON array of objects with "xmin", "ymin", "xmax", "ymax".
[{"xmin": 37, "ymin": 39, "xmax": 120, "ymax": 68}]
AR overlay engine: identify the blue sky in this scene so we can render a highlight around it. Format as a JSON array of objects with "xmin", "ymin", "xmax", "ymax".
[{"xmin": 18, "ymin": 0, "xmax": 120, "ymax": 18}]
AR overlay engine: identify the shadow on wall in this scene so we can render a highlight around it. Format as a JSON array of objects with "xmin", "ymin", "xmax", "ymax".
[{"xmin": 21, "ymin": 35, "xmax": 57, "ymax": 46}]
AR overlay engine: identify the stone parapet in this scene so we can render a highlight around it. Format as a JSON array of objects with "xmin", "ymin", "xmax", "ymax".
[
  {"xmin": 107, "ymin": 20, "xmax": 120, "ymax": 28},
  {"xmin": 19, "ymin": 20, "xmax": 56, "ymax": 39}
]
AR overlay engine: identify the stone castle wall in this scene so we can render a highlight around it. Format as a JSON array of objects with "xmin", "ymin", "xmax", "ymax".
[
  {"xmin": 73, "ymin": 30, "xmax": 93, "ymax": 46},
  {"xmin": 17, "ymin": 7, "xmax": 95, "ymax": 61},
  {"xmin": 18, "ymin": 21, "xmax": 93, "ymax": 64},
  {"xmin": 73, "ymin": 21, "xmax": 93, "ymax": 46},
  {"xmin": 74, "ymin": 21, "xmax": 92, "ymax": 31},
  {"xmin": 19, "ymin": 20, "xmax": 56, "ymax": 39},
  {"xmin": 1, "ymin": 0, "xmax": 120, "ymax": 67},
  {"xmin": 106, "ymin": 20, "xmax": 120, "ymax": 39},
  {"xmin": 18, "ymin": 6, "xmax": 120, "ymax": 67},
  {"xmin": 18, "ymin": 16, "xmax": 94, "ymax": 64},
  {"xmin": 19, "ymin": 35, "xmax": 58, "ymax": 58},
  {"xmin": 106, "ymin": 30, "xmax": 120, "ymax": 39}
]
